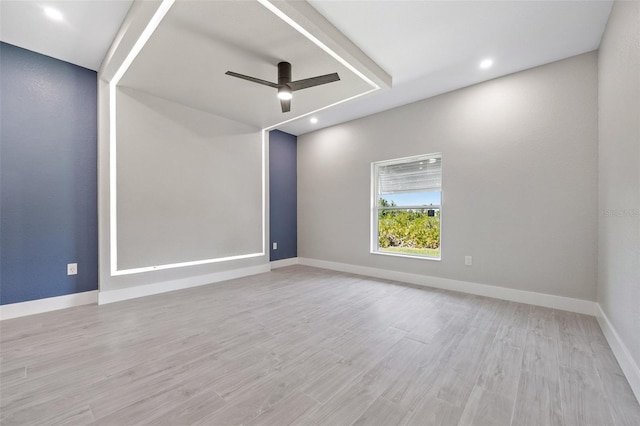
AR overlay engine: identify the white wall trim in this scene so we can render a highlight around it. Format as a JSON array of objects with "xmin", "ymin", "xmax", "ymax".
[
  {"xmin": 98, "ymin": 264, "xmax": 270, "ymax": 305},
  {"xmin": 298, "ymin": 257, "xmax": 597, "ymax": 315},
  {"xmin": 0, "ymin": 291, "xmax": 98, "ymax": 321},
  {"xmin": 596, "ymin": 304, "xmax": 640, "ymax": 403},
  {"xmin": 270, "ymin": 257, "xmax": 300, "ymax": 269}
]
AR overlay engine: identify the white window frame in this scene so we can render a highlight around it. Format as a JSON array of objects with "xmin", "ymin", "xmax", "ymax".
[{"xmin": 371, "ymin": 153, "xmax": 442, "ymax": 261}]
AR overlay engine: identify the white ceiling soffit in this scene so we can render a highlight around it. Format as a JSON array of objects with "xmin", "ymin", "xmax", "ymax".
[
  {"xmin": 0, "ymin": 0, "xmax": 133, "ymax": 71},
  {"xmin": 118, "ymin": 0, "xmax": 390, "ymax": 131},
  {"xmin": 279, "ymin": 0, "xmax": 613, "ymax": 135}
]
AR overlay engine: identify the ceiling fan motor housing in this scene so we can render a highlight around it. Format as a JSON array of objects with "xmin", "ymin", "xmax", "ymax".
[{"xmin": 278, "ymin": 62, "xmax": 292, "ymax": 85}]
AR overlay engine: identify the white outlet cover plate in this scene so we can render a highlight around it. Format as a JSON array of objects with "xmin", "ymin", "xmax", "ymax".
[{"xmin": 67, "ymin": 263, "xmax": 78, "ymax": 275}]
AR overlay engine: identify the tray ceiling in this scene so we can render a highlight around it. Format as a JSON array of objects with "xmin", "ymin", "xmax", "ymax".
[{"xmin": 118, "ymin": 0, "xmax": 374, "ymax": 130}]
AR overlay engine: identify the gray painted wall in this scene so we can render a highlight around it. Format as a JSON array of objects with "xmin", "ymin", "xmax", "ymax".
[
  {"xmin": 115, "ymin": 87, "xmax": 262, "ymax": 270},
  {"xmin": 97, "ymin": 79, "xmax": 267, "ymax": 294},
  {"xmin": 298, "ymin": 52, "xmax": 598, "ymax": 301},
  {"xmin": 269, "ymin": 130, "xmax": 297, "ymax": 261},
  {"xmin": 0, "ymin": 42, "xmax": 98, "ymax": 304},
  {"xmin": 598, "ymin": 0, "xmax": 640, "ymax": 370}
]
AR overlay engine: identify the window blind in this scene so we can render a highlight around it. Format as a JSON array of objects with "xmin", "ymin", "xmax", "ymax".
[{"xmin": 378, "ymin": 157, "xmax": 441, "ymax": 194}]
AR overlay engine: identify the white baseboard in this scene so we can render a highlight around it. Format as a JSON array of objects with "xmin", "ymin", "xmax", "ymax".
[
  {"xmin": 596, "ymin": 304, "xmax": 640, "ymax": 403},
  {"xmin": 0, "ymin": 290, "xmax": 98, "ymax": 320},
  {"xmin": 298, "ymin": 257, "xmax": 597, "ymax": 315},
  {"xmin": 98, "ymin": 264, "xmax": 270, "ymax": 305},
  {"xmin": 270, "ymin": 257, "xmax": 300, "ymax": 269}
]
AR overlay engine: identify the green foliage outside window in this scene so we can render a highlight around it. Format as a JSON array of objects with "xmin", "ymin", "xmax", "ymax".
[{"xmin": 378, "ymin": 198, "xmax": 440, "ymax": 257}]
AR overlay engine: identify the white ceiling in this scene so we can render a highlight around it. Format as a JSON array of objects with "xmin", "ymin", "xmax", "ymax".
[
  {"xmin": 0, "ymin": 0, "xmax": 613, "ymax": 134},
  {"xmin": 281, "ymin": 0, "xmax": 613, "ymax": 134},
  {"xmin": 0, "ymin": 0, "xmax": 133, "ymax": 71}
]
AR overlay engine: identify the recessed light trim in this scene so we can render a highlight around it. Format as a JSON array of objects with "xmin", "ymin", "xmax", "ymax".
[
  {"xmin": 310, "ymin": 117, "xmax": 318, "ymax": 124},
  {"xmin": 44, "ymin": 6, "xmax": 64, "ymax": 21},
  {"xmin": 480, "ymin": 59, "xmax": 493, "ymax": 69}
]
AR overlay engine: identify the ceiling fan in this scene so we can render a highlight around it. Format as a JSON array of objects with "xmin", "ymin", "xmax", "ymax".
[{"xmin": 225, "ymin": 62, "xmax": 340, "ymax": 113}]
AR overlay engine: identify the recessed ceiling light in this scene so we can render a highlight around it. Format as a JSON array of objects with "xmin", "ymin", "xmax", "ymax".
[
  {"xmin": 43, "ymin": 6, "xmax": 64, "ymax": 21},
  {"xmin": 428, "ymin": 158, "xmax": 437, "ymax": 164},
  {"xmin": 310, "ymin": 117, "xmax": 318, "ymax": 124},
  {"xmin": 479, "ymin": 59, "xmax": 493, "ymax": 69}
]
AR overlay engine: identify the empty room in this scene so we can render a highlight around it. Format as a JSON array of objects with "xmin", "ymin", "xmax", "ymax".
[{"xmin": 1, "ymin": 0, "xmax": 639, "ymax": 424}]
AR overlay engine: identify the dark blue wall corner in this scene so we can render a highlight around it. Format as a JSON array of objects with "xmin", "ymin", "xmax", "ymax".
[
  {"xmin": 0, "ymin": 42, "xmax": 98, "ymax": 305},
  {"xmin": 269, "ymin": 130, "xmax": 297, "ymax": 261}
]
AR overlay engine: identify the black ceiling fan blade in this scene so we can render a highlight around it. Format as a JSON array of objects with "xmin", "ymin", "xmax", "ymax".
[
  {"xmin": 289, "ymin": 73, "xmax": 340, "ymax": 91},
  {"xmin": 225, "ymin": 71, "xmax": 279, "ymax": 89},
  {"xmin": 280, "ymin": 97, "xmax": 291, "ymax": 113}
]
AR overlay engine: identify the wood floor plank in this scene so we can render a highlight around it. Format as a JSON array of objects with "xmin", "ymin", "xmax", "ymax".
[
  {"xmin": 528, "ymin": 305, "xmax": 559, "ymax": 339},
  {"xmin": 211, "ymin": 353, "xmax": 283, "ymax": 399},
  {"xmin": 596, "ymin": 369, "xmax": 640, "ymax": 426},
  {"xmin": 0, "ymin": 390, "xmax": 88, "ymax": 425},
  {"xmin": 470, "ymin": 296, "xmax": 508, "ymax": 334},
  {"xmin": 328, "ymin": 326, "xmax": 407, "ymax": 369},
  {"xmin": 607, "ymin": 391, "xmax": 640, "ymax": 426},
  {"xmin": 423, "ymin": 326, "xmax": 497, "ymax": 407},
  {"xmin": 557, "ymin": 331, "xmax": 600, "ymax": 374},
  {"xmin": 476, "ymin": 338, "xmax": 524, "ymax": 397},
  {"xmin": 51, "ymin": 406, "xmax": 96, "ymax": 426},
  {"xmin": 140, "ymin": 388, "xmax": 226, "ymax": 426},
  {"xmin": 0, "ymin": 365, "xmax": 26, "ymax": 388},
  {"xmin": 247, "ymin": 391, "xmax": 318, "ymax": 426},
  {"xmin": 592, "ymin": 341, "xmax": 626, "ymax": 375},
  {"xmin": 521, "ymin": 329, "xmax": 561, "ymax": 379},
  {"xmin": 1, "ymin": 265, "xmax": 638, "ymax": 426},
  {"xmin": 512, "ymin": 371, "xmax": 563, "ymax": 426},
  {"xmin": 429, "ymin": 367, "xmax": 477, "ymax": 408},
  {"xmin": 559, "ymin": 366, "xmax": 615, "ymax": 426},
  {"xmin": 91, "ymin": 383, "xmax": 210, "ymax": 425},
  {"xmin": 556, "ymin": 310, "xmax": 606, "ymax": 343},
  {"xmin": 495, "ymin": 323, "xmax": 527, "ymax": 348},
  {"xmin": 201, "ymin": 349, "xmax": 340, "ymax": 425},
  {"xmin": 444, "ymin": 328, "xmax": 496, "ymax": 376},
  {"xmin": 499, "ymin": 301, "xmax": 531, "ymax": 330},
  {"xmin": 351, "ymin": 395, "xmax": 406, "ymax": 426},
  {"xmin": 457, "ymin": 385, "xmax": 515, "ymax": 426},
  {"xmin": 303, "ymin": 338, "xmax": 425, "ymax": 425},
  {"xmin": 301, "ymin": 356, "xmax": 365, "ymax": 404},
  {"xmin": 399, "ymin": 395, "xmax": 463, "ymax": 426},
  {"xmin": 381, "ymin": 330, "xmax": 466, "ymax": 409}
]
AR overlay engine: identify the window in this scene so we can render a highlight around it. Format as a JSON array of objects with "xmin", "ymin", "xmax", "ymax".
[{"xmin": 371, "ymin": 153, "xmax": 442, "ymax": 259}]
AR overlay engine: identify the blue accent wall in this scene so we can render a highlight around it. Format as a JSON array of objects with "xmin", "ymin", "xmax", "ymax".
[
  {"xmin": 0, "ymin": 42, "xmax": 98, "ymax": 305},
  {"xmin": 269, "ymin": 130, "xmax": 297, "ymax": 261}
]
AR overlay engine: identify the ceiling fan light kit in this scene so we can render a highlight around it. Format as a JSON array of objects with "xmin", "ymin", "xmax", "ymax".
[
  {"xmin": 277, "ymin": 86, "xmax": 293, "ymax": 100},
  {"xmin": 226, "ymin": 61, "xmax": 340, "ymax": 113}
]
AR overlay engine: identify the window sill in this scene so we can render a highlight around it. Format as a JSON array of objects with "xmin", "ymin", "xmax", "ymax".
[{"xmin": 371, "ymin": 250, "xmax": 441, "ymax": 262}]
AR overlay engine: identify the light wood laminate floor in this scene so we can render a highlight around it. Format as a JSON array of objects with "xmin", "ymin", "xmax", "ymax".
[{"xmin": 1, "ymin": 265, "xmax": 639, "ymax": 425}]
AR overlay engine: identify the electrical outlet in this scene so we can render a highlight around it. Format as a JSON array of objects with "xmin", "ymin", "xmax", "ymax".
[
  {"xmin": 464, "ymin": 256, "xmax": 472, "ymax": 266},
  {"xmin": 67, "ymin": 263, "xmax": 78, "ymax": 275},
  {"xmin": 272, "ymin": 242, "xmax": 278, "ymax": 250}
]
